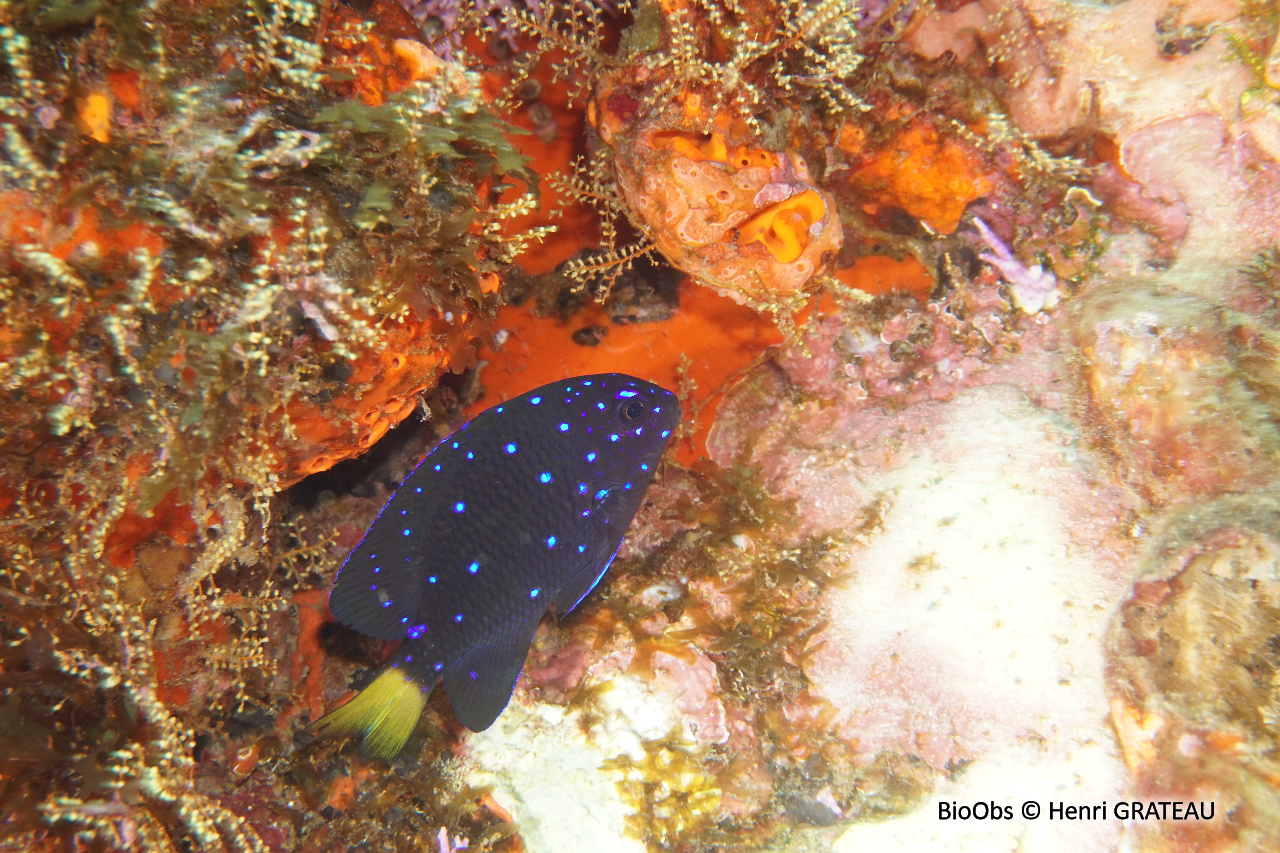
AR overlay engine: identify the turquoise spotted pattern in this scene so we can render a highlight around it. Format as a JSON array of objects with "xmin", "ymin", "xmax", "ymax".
[{"xmin": 327, "ymin": 374, "xmax": 681, "ymax": 731}]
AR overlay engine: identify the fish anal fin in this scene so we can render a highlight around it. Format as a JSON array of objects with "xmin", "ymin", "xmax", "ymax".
[
  {"xmin": 311, "ymin": 667, "xmax": 428, "ymax": 760},
  {"xmin": 443, "ymin": 627, "xmax": 539, "ymax": 732}
]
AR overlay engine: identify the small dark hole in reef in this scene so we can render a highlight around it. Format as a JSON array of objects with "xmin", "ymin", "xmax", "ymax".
[
  {"xmin": 572, "ymin": 325, "xmax": 609, "ymax": 346},
  {"xmin": 221, "ymin": 705, "xmax": 275, "ymax": 738},
  {"xmin": 229, "ymin": 237, "xmax": 253, "ymax": 267},
  {"xmin": 604, "ymin": 254, "xmax": 682, "ymax": 325},
  {"xmin": 888, "ymin": 339, "xmax": 915, "ymax": 362},
  {"xmin": 323, "ymin": 359, "xmax": 354, "ymax": 383},
  {"xmin": 287, "ymin": 414, "xmax": 428, "ymax": 508},
  {"xmin": 872, "ymin": 205, "xmax": 923, "ymax": 236},
  {"xmin": 192, "ymin": 733, "xmax": 213, "ymax": 763}
]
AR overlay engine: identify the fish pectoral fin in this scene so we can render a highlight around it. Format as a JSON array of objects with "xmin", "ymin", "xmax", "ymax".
[
  {"xmin": 442, "ymin": 624, "xmax": 539, "ymax": 732},
  {"xmin": 552, "ymin": 543, "xmax": 620, "ymax": 616}
]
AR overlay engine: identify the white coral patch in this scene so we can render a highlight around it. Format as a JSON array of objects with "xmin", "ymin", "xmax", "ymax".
[
  {"xmin": 464, "ymin": 667, "xmax": 703, "ymax": 853},
  {"xmin": 463, "ymin": 702, "xmax": 649, "ymax": 853},
  {"xmin": 807, "ymin": 385, "xmax": 1132, "ymax": 852}
]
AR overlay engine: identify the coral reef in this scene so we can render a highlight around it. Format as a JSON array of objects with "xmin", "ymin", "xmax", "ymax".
[
  {"xmin": 7, "ymin": 0, "xmax": 1280, "ymax": 850},
  {"xmin": 1075, "ymin": 281, "xmax": 1280, "ymax": 506},
  {"xmin": 1108, "ymin": 497, "xmax": 1280, "ymax": 853},
  {"xmin": 0, "ymin": 0, "xmax": 536, "ymax": 848}
]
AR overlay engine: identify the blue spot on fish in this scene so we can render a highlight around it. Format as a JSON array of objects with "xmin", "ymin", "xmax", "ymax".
[{"xmin": 540, "ymin": 472, "xmax": 552, "ymax": 484}]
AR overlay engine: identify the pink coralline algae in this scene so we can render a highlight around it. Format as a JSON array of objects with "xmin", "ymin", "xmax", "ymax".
[{"xmin": 646, "ymin": 648, "xmax": 730, "ymax": 747}]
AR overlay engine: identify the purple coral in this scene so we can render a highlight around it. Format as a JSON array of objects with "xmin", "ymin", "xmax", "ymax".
[{"xmin": 973, "ymin": 217, "xmax": 1062, "ymax": 314}]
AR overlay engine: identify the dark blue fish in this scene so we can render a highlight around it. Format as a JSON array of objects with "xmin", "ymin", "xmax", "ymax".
[{"xmin": 314, "ymin": 373, "xmax": 680, "ymax": 757}]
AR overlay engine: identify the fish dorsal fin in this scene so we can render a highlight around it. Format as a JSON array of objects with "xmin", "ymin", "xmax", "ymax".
[{"xmin": 442, "ymin": 614, "xmax": 542, "ymax": 731}]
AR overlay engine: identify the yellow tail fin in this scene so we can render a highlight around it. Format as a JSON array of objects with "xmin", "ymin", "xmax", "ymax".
[{"xmin": 311, "ymin": 667, "xmax": 428, "ymax": 760}]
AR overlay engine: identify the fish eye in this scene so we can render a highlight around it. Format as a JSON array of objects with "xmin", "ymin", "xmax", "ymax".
[{"xmin": 619, "ymin": 399, "xmax": 648, "ymax": 421}]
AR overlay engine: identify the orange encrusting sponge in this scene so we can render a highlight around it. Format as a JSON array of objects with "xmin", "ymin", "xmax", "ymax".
[
  {"xmin": 652, "ymin": 130, "xmax": 729, "ymax": 163},
  {"xmin": 840, "ymin": 119, "xmax": 994, "ymax": 235},
  {"xmin": 738, "ymin": 190, "xmax": 827, "ymax": 264},
  {"xmin": 471, "ymin": 282, "xmax": 786, "ymax": 465},
  {"xmin": 834, "ymin": 254, "xmax": 935, "ymax": 301}
]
